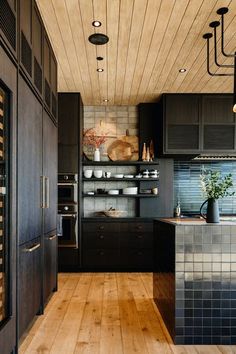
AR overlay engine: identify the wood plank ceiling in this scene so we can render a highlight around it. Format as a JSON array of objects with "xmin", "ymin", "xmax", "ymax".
[{"xmin": 36, "ymin": 0, "xmax": 236, "ymax": 106}]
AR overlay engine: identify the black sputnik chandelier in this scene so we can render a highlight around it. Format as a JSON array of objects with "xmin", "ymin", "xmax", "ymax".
[{"xmin": 203, "ymin": 7, "xmax": 236, "ymax": 112}]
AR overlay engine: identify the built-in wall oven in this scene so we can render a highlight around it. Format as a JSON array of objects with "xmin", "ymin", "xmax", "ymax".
[{"xmin": 58, "ymin": 174, "xmax": 78, "ymax": 248}]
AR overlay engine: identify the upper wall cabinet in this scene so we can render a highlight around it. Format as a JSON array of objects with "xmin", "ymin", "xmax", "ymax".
[
  {"xmin": 0, "ymin": 0, "xmax": 17, "ymax": 57},
  {"xmin": 202, "ymin": 95, "xmax": 235, "ymax": 151},
  {"xmin": 156, "ymin": 94, "xmax": 236, "ymax": 156},
  {"xmin": 20, "ymin": 0, "xmax": 32, "ymax": 77},
  {"xmin": 32, "ymin": 4, "xmax": 43, "ymax": 95}
]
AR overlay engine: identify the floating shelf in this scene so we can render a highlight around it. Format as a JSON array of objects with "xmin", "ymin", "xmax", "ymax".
[
  {"xmin": 83, "ymin": 193, "xmax": 158, "ymax": 198},
  {"xmin": 82, "ymin": 177, "xmax": 159, "ymax": 182},
  {"xmin": 82, "ymin": 160, "xmax": 159, "ymax": 166}
]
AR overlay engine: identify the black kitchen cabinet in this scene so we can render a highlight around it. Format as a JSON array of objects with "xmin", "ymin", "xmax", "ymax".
[
  {"xmin": 0, "ymin": 44, "xmax": 17, "ymax": 354},
  {"xmin": 155, "ymin": 93, "xmax": 236, "ymax": 155},
  {"xmin": 43, "ymin": 231, "xmax": 57, "ymax": 303},
  {"xmin": 43, "ymin": 109, "xmax": 57, "ymax": 235},
  {"xmin": 0, "ymin": 0, "xmax": 17, "ymax": 57},
  {"xmin": 20, "ymin": 0, "xmax": 32, "ymax": 78},
  {"xmin": 202, "ymin": 94, "xmax": 236, "ymax": 151},
  {"xmin": 18, "ymin": 75, "xmax": 42, "ymax": 245},
  {"xmin": 32, "ymin": 3, "xmax": 43, "ymax": 95},
  {"xmin": 82, "ymin": 220, "xmax": 153, "ymax": 270},
  {"xmin": 18, "ymin": 238, "xmax": 42, "ymax": 338}
]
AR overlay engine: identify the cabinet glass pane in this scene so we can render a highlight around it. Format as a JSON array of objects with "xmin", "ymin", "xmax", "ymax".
[{"xmin": 0, "ymin": 86, "xmax": 9, "ymax": 324}]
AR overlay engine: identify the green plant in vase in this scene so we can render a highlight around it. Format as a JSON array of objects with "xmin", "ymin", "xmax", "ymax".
[{"xmin": 200, "ymin": 170, "xmax": 235, "ymax": 223}]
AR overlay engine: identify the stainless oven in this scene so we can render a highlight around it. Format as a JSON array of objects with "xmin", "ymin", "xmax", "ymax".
[{"xmin": 58, "ymin": 173, "xmax": 78, "ymax": 203}]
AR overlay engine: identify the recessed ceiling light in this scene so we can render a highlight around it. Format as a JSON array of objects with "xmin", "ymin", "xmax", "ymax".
[
  {"xmin": 97, "ymin": 68, "xmax": 104, "ymax": 72},
  {"xmin": 179, "ymin": 68, "xmax": 187, "ymax": 73},
  {"xmin": 103, "ymin": 99, "xmax": 109, "ymax": 102},
  {"xmin": 97, "ymin": 56, "xmax": 104, "ymax": 61},
  {"xmin": 92, "ymin": 20, "xmax": 101, "ymax": 27}
]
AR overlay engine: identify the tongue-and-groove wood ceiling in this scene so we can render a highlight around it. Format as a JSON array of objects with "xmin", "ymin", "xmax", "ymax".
[{"xmin": 36, "ymin": 0, "xmax": 236, "ymax": 106}]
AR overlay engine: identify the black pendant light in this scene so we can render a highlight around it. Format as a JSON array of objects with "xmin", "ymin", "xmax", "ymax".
[
  {"xmin": 203, "ymin": 7, "xmax": 236, "ymax": 112},
  {"xmin": 88, "ymin": 33, "xmax": 109, "ymax": 45}
]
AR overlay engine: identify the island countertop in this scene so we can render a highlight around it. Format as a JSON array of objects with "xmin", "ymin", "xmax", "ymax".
[{"xmin": 154, "ymin": 217, "xmax": 236, "ymax": 226}]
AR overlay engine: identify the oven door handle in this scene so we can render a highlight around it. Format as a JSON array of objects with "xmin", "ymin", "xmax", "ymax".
[{"xmin": 59, "ymin": 214, "xmax": 77, "ymax": 218}]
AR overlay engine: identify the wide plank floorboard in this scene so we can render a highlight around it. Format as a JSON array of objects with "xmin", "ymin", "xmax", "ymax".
[{"xmin": 20, "ymin": 273, "xmax": 236, "ymax": 354}]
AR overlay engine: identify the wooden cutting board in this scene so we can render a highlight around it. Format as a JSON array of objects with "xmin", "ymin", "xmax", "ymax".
[{"xmin": 107, "ymin": 135, "xmax": 139, "ymax": 161}]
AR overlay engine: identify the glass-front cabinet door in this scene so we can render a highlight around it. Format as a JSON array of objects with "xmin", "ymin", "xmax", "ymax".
[{"xmin": 0, "ymin": 85, "xmax": 9, "ymax": 324}]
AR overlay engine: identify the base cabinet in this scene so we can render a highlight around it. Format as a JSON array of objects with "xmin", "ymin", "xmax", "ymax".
[
  {"xmin": 43, "ymin": 231, "xmax": 57, "ymax": 303},
  {"xmin": 18, "ymin": 238, "xmax": 42, "ymax": 338},
  {"xmin": 82, "ymin": 220, "xmax": 153, "ymax": 270}
]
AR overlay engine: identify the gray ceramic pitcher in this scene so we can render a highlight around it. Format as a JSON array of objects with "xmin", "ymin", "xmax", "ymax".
[{"xmin": 200, "ymin": 198, "xmax": 220, "ymax": 223}]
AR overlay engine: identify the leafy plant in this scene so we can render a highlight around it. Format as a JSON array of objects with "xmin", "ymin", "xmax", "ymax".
[{"xmin": 200, "ymin": 169, "xmax": 235, "ymax": 199}]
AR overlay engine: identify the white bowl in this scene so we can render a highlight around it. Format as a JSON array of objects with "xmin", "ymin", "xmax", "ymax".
[
  {"xmin": 94, "ymin": 170, "xmax": 103, "ymax": 178},
  {"xmin": 84, "ymin": 169, "xmax": 93, "ymax": 178},
  {"xmin": 122, "ymin": 187, "xmax": 138, "ymax": 195},
  {"xmin": 108, "ymin": 190, "xmax": 119, "ymax": 195},
  {"xmin": 113, "ymin": 174, "xmax": 124, "ymax": 178},
  {"xmin": 124, "ymin": 175, "xmax": 134, "ymax": 178}
]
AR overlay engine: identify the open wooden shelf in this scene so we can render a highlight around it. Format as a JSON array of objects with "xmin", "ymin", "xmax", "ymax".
[
  {"xmin": 82, "ymin": 177, "xmax": 159, "ymax": 182},
  {"xmin": 83, "ymin": 193, "xmax": 158, "ymax": 198}
]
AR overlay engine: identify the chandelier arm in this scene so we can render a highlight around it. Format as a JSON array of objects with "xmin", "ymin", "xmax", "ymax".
[
  {"xmin": 220, "ymin": 13, "xmax": 236, "ymax": 58},
  {"xmin": 213, "ymin": 27, "xmax": 234, "ymax": 68},
  {"xmin": 206, "ymin": 39, "xmax": 234, "ymax": 76}
]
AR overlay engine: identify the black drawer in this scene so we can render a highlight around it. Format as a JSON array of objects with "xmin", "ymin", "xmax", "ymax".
[
  {"xmin": 120, "ymin": 232, "xmax": 153, "ymax": 249},
  {"xmin": 120, "ymin": 222, "xmax": 153, "ymax": 233},
  {"xmin": 82, "ymin": 222, "xmax": 119, "ymax": 233},
  {"xmin": 83, "ymin": 232, "xmax": 119, "ymax": 249},
  {"xmin": 120, "ymin": 249, "xmax": 153, "ymax": 268},
  {"xmin": 83, "ymin": 249, "xmax": 119, "ymax": 267}
]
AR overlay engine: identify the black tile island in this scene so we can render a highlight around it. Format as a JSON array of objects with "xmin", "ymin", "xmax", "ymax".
[{"xmin": 153, "ymin": 218, "xmax": 236, "ymax": 345}]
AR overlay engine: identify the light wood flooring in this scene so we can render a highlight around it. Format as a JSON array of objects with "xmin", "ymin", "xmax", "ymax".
[{"xmin": 20, "ymin": 273, "xmax": 236, "ymax": 354}]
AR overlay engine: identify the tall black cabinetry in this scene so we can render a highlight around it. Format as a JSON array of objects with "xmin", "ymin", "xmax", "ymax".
[
  {"xmin": 58, "ymin": 93, "xmax": 83, "ymax": 271},
  {"xmin": 0, "ymin": 44, "xmax": 17, "ymax": 354}
]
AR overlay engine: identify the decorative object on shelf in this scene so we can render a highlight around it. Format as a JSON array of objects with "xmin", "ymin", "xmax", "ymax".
[
  {"xmin": 202, "ymin": 7, "xmax": 236, "ymax": 112},
  {"xmin": 146, "ymin": 147, "xmax": 150, "ymax": 162},
  {"xmin": 174, "ymin": 201, "xmax": 181, "ymax": 217},
  {"xmin": 150, "ymin": 140, "xmax": 155, "ymax": 161},
  {"xmin": 96, "ymin": 208, "xmax": 126, "ymax": 218},
  {"xmin": 152, "ymin": 187, "xmax": 158, "ymax": 195},
  {"xmin": 122, "ymin": 187, "xmax": 138, "ymax": 195},
  {"xmin": 108, "ymin": 190, "xmax": 119, "ymax": 195},
  {"xmin": 94, "ymin": 148, "xmax": 100, "ymax": 161},
  {"xmin": 83, "ymin": 127, "xmax": 109, "ymax": 161},
  {"xmin": 142, "ymin": 143, "xmax": 147, "ymax": 161},
  {"xmin": 107, "ymin": 130, "xmax": 138, "ymax": 161},
  {"xmin": 103, "ymin": 171, "xmax": 111, "ymax": 178},
  {"xmin": 200, "ymin": 170, "xmax": 235, "ymax": 223},
  {"xmin": 97, "ymin": 188, "xmax": 106, "ymax": 194},
  {"xmin": 142, "ymin": 169, "xmax": 149, "ymax": 178}
]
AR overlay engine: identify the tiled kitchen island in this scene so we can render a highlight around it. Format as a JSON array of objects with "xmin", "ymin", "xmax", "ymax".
[{"xmin": 153, "ymin": 218, "xmax": 236, "ymax": 345}]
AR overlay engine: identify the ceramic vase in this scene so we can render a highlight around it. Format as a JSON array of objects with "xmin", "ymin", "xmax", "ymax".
[
  {"xmin": 200, "ymin": 198, "xmax": 220, "ymax": 223},
  {"xmin": 94, "ymin": 148, "xmax": 100, "ymax": 161}
]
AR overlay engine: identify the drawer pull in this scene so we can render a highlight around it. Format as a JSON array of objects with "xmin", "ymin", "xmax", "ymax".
[
  {"xmin": 99, "ymin": 235, "xmax": 104, "ymax": 239},
  {"xmin": 49, "ymin": 235, "xmax": 57, "ymax": 241},
  {"xmin": 26, "ymin": 243, "xmax": 40, "ymax": 252},
  {"xmin": 99, "ymin": 226, "xmax": 104, "ymax": 230},
  {"xmin": 137, "ymin": 235, "xmax": 143, "ymax": 239},
  {"xmin": 137, "ymin": 225, "xmax": 143, "ymax": 230},
  {"xmin": 99, "ymin": 251, "xmax": 105, "ymax": 256}
]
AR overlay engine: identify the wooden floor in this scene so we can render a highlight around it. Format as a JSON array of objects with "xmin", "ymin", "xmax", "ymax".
[{"xmin": 20, "ymin": 273, "xmax": 236, "ymax": 354}]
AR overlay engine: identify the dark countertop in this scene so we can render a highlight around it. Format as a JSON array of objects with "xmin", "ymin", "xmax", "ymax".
[
  {"xmin": 82, "ymin": 217, "xmax": 153, "ymax": 222},
  {"xmin": 154, "ymin": 217, "xmax": 236, "ymax": 226}
]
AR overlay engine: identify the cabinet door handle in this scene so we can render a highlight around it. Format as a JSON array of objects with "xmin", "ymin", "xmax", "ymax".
[
  {"xmin": 99, "ymin": 226, "xmax": 104, "ymax": 230},
  {"xmin": 40, "ymin": 176, "xmax": 46, "ymax": 208},
  {"xmin": 99, "ymin": 235, "xmax": 104, "ymax": 239},
  {"xmin": 48, "ymin": 234, "xmax": 57, "ymax": 241},
  {"xmin": 45, "ymin": 177, "xmax": 50, "ymax": 209},
  {"xmin": 25, "ymin": 243, "xmax": 41, "ymax": 252}
]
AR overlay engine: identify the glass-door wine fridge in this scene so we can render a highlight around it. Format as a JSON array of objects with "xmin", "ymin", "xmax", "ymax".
[{"xmin": 0, "ymin": 84, "xmax": 9, "ymax": 325}]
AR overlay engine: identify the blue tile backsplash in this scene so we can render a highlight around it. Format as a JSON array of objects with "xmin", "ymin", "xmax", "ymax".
[{"xmin": 174, "ymin": 161, "xmax": 236, "ymax": 214}]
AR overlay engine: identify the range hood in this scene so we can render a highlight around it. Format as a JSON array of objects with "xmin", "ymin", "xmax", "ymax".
[{"xmin": 192, "ymin": 154, "xmax": 236, "ymax": 161}]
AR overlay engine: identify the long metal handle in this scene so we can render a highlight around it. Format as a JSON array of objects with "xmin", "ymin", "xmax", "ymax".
[
  {"xmin": 59, "ymin": 214, "xmax": 77, "ymax": 218},
  {"xmin": 45, "ymin": 177, "xmax": 50, "ymax": 209},
  {"xmin": 48, "ymin": 234, "xmax": 57, "ymax": 241},
  {"xmin": 40, "ymin": 176, "xmax": 46, "ymax": 208},
  {"xmin": 25, "ymin": 243, "xmax": 41, "ymax": 252}
]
